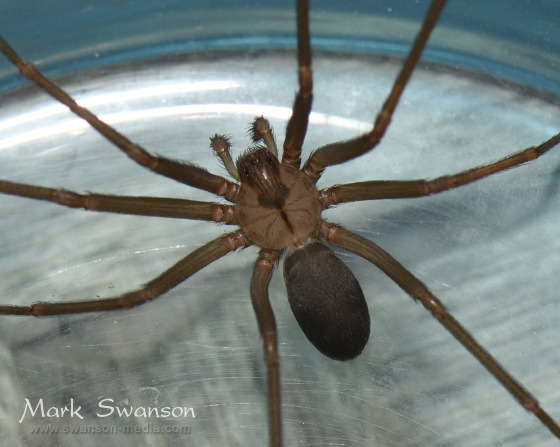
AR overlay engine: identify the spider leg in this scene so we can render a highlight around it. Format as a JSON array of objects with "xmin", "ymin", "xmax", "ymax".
[
  {"xmin": 303, "ymin": 0, "xmax": 447, "ymax": 183},
  {"xmin": 319, "ymin": 220, "xmax": 560, "ymax": 440},
  {"xmin": 0, "ymin": 179, "xmax": 236, "ymax": 223},
  {"xmin": 321, "ymin": 132, "xmax": 560, "ymax": 206},
  {"xmin": 250, "ymin": 249, "xmax": 283, "ymax": 447},
  {"xmin": 282, "ymin": 0, "xmax": 312, "ymax": 169},
  {"xmin": 0, "ymin": 230, "xmax": 252, "ymax": 316},
  {"xmin": 0, "ymin": 37, "xmax": 239, "ymax": 202}
]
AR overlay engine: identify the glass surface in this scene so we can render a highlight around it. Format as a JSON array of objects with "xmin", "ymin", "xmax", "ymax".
[{"xmin": 0, "ymin": 1, "xmax": 559, "ymax": 446}]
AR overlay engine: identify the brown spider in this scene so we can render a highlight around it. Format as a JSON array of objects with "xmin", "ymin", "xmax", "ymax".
[{"xmin": 1, "ymin": 0, "xmax": 559, "ymax": 445}]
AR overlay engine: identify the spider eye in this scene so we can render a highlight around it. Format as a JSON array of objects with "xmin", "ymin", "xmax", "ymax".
[{"xmin": 283, "ymin": 241, "xmax": 370, "ymax": 361}]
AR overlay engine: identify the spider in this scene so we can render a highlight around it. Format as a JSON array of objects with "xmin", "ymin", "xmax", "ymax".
[{"xmin": 1, "ymin": 0, "xmax": 559, "ymax": 445}]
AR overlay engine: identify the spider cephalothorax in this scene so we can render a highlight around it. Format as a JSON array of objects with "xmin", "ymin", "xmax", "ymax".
[{"xmin": 235, "ymin": 143, "xmax": 321, "ymax": 250}]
